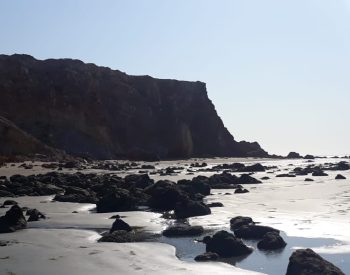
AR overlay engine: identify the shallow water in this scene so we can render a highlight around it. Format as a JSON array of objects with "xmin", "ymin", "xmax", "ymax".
[{"xmin": 158, "ymin": 230, "xmax": 350, "ymax": 274}]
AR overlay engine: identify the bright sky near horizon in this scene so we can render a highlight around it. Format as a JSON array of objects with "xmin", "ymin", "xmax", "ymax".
[{"xmin": 0, "ymin": 0, "xmax": 349, "ymax": 156}]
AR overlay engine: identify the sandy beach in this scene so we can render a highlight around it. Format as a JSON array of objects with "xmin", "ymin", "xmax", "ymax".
[{"xmin": 0, "ymin": 157, "xmax": 349, "ymax": 274}]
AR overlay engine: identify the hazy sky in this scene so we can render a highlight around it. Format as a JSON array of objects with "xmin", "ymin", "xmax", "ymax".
[{"xmin": 1, "ymin": 0, "xmax": 349, "ymax": 156}]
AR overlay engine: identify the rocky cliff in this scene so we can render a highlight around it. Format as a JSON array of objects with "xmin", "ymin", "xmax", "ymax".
[{"xmin": 0, "ymin": 54, "xmax": 268, "ymax": 160}]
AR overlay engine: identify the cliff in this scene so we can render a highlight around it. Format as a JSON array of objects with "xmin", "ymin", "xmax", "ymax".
[{"xmin": 0, "ymin": 54, "xmax": 268, "ymax": 160}]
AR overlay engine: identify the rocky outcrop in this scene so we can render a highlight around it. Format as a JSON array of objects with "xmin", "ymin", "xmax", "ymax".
[{"xmin": 0, "ymin": 54, "xmax": 268, "ymax": 160}]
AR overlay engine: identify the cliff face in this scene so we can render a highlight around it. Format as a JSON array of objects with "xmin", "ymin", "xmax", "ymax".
[{"xmin": 0, "ymin": 54, "xmax": 268, "ymax": 160}]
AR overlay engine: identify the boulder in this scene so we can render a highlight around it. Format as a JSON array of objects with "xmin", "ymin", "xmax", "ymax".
[
  {"xmin": 0, "ymin": 190, "xmax": 15, "ymax": 197},
  {"xmin": 110, "ymin": 217, "xmax": 132, "ymax": 233},
  {"xmin": 305, "ymin": 178, "xmax": 314, "ymax": 182},
  {"xmin": 304, "ymin": 155, "xmax": 315, "ymax": 159},
  {"xmin": 177, "ymin": 178, "xmax": 211, "ymax": 196},
  {"xmin": 124, "ymin": 174, "xmax": 153, "ymax": 189},
  {"xmin": 239, "ymin": 163, "xmax": 266, "ymax": 172},
  {"xmin": 238, "ymin": 174, "xmax": 262, "ymax": 184},
  {"xmin": 234, "ymin": 188, "xmax": 249, "ymax": 194},
  {"xmin": 230, "ymin": 216, "xmax": 254, "ymax": 230},
  {"xmin": 257, "ymin": 231, "xmax": 287, "ymax": 250},
  {"xmin": 194, "ymin": 252, "xmax": 219, "ymax": 262},
  {"xmin": 312, "ymin": 171, "xmax": 328, "ymax": 177},
  {"xmin": 335, "ymin": 174, "xmax": 346, "ymax": 180},
  {"xmin": 98, "ymin": 230, "xmax": 136, "ymax": 243},
  {"xmin": 287, "ymin": 152, "xmax": 302, "ymax": 159},
  {"xmin": 286, "ymin": 248, "xmax": 345, "ymax": 275},
  {"xmin": 96, "ymin": 189, "xmax": 136, "ymax": 213},
  {"xmin": 205, "ymin": 230, "xmax": 253, "ymax": 257},
  {"xmin": 145, "ymin": 181, "xmax": 188, "ymax": 211},
  {"xmin": 174, "ymin": 200, "xmax": 211, "ymax": 219},
  {"xmin": 0, "ymin": 205, "xmax": 27, "ymax": 233},
  {"xmin": 26, "ymin": 208, "xmax": 46, "ymax": 222},
  {"xmin": 234, "ymin": 225, "xmax": 279, "ymax": 239},
  {"xmin": 33, "ymin": 182, "xmax": 64, "ymax": 195},
  {"xmin": 162, "ymin": 225, "xmax": 204, "ymax": 237}
]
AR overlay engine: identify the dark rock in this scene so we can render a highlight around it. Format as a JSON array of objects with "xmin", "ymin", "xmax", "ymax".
[
  {"xmin": 257, "ymin": 232, "xmax": 287, "ymax": 250},
  {"xmin": 145, "ymin": 180, "xmax": 188, "ymax": 211},
  {"xmin": 234, "ymin": 225, "xmax": 279, "ymax": 239},
  {"xmin": 305, "ymin": 178, "xmax": 314, "ymax": 182},
  {"xmin": 312, "ymin": 171, "xmax": 328, "ymax": 176},
  {"xmin": 238, "ymin": 174, "xmax": 262, "ymax": 184},
  {"xmin": 110, "ymin": 217, "xmax": 132, "ymax": 233},
  {"xmin": 162, "ymin": 225, "xmax": 204, "ymax": 237},
  {"xmin": 240, "ymin": 163, "xmax": 266, "ymax": 172},
  {"xmin": 177, "ymin": 178, "xmax": 211, "ymax": 196},
  {"xmin": 208, "ymin": 172, "xmax": 239, "ymax": 187},
  {"xmin": 286, "ymin": 248, "xmax": 345, "ymax": 275},
  {"xmin": 98, "ymin": 230, "xmax": 136, "ymax": 243},
  {"xmin": 0, "ymin": 190, "xmax": 15, "ymax": 197},
  {"xmin": 26, "ymin": 208, "xmax": 46, "ymax": 222},
  {"xmin": 124, "ymin": 174, "xmax": 153, "ymax": 189},
  {"xmin": 0, "ymin": 205, "xmax": 27, "ymax": 233},
  {"xmin": 335, "ymin": 174, "xmax": 346, "ymax": 180},
  {"xmin": 33, "ymin": 182, "xmax": 64, "ymax": 195},
  {"xmin": 234, "ymin": 188, "xmax": 249, "ymax": 194},
  {"xmin": 287, "ymin": 152, "xmax": 302, "ymax": 158},
  {"xmin": 62, "ymin": 161, "xmax": 80, "ymax": 169},
  {"xmin": 205, "ymin": 230, "xmax": 253, "ymax": 257},
  {"xmin": 0, "ymin": 240, "xmax": 7, "ymax": 246},
  {"xmin": 230, "ymin": 216, "xmax": 254, "ymax": 230},
  {"xmin": 175, "ymin": 200, "xmax": 211, "ymax": 219},
  {"xmin": 96, "ymin": 189, "xmax": 136, "ymax": 213},
  {"xmin": 140, "ymin": 164, "xmax": 155, "ymax": 169},
  {"xmin": 261, "ymin": 176, "xmax": 270, "ymax": 180},
  {"xmin": 2, "ymin": 200, "xmax": 18, "ymax": 206},
  {"xmin": 54, "ymin": 193, "xmax": 97, "ymax": 204},
  {"xmin": 304, "ymin": 155, "xmax": 315, "ymax": 159},
  {"xmin": 276, "ymin": 174, "xmax": 296, "ymax": 178},
  {"xmin": 207, "ymin": 202, "xmax": 224, "ymax": 207},
  {"xmin": 194, "ymin": 252, "xmax": 219, "ymax": 262}
]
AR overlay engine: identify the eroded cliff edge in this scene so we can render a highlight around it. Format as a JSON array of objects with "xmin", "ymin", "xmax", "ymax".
[{"xmin": 0, "ymin": 54, "xmax": 268, "ymax": 160}]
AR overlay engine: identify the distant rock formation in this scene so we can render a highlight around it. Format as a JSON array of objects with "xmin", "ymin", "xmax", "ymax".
[{"xmin": 0, "ymin": 54, "xmax": 268, "ymax": 160}]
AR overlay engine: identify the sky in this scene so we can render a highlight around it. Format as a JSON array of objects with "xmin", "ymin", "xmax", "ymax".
[{"xmin": 0, "ymin": 0, "xmax": 349, "ymax": 156}]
